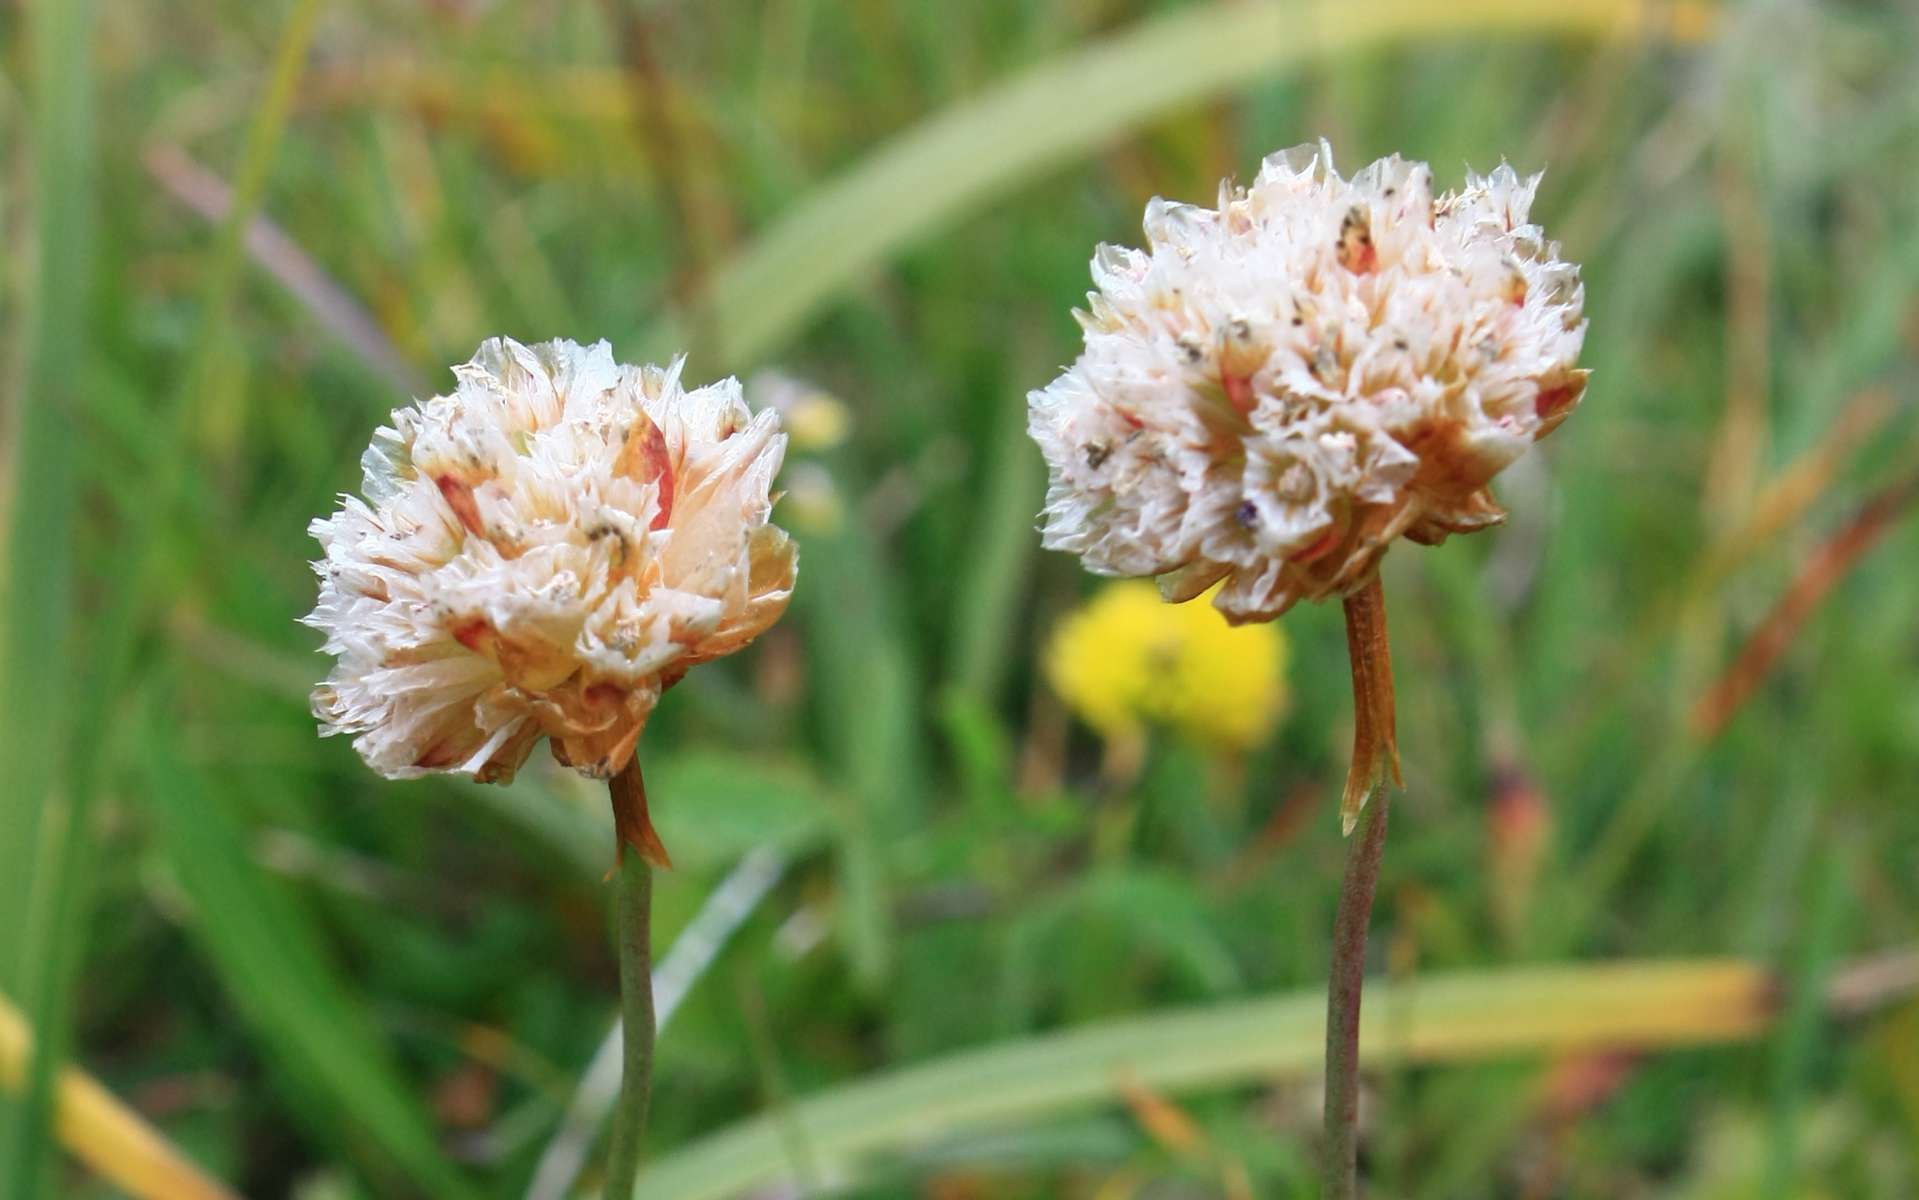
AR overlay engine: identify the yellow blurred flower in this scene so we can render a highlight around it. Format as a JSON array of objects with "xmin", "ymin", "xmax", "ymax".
[
  {"xmin": 747, "ymin": 370, "xmax": 851, "ymax": 452},
  {"xmin": 1045, "ymin": 581, "xmax": 1288, "ymax": 753}
]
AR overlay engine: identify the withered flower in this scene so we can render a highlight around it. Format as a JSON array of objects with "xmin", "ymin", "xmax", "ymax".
[
  {"xmin": 1026, "ymin": 144, "xmax": 1592, "ymax": 1199},
  {"xmin": 1028, "ymin": 141, "xmax": 1587, "ymax": 623},
  {"xmin": 305, "ymin": 337, "xmax": 796, "ymax": 798}
]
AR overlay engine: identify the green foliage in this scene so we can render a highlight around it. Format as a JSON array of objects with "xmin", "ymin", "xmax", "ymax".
[
  {"xmin": 2, "ymin": 0, "xmax": 1918, "ymax": 1196},
  {"xmin": 0, "ymin": 0, "xmax": 99, "ymax": 1188},
  {"xmin": 642, "ymin": 959, "xmax": 1779, "ymax": 1200},
  {"xmin": 139, "ymin": 703, "xmax": 479, "ymax": 1198}
]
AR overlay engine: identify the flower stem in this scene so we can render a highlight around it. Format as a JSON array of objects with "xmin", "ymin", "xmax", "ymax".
[
  {"xmin": 1324, "ymin": 574, "xmax": 1399, "ymax": 1199},
  {"xmin": 605, "ymin": 762, "xmax": 658, "ymax": 1197}
]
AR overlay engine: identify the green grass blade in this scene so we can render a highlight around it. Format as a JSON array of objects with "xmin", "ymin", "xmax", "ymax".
[
  {"xmin": 793, "ymin": 520, "xmax": 921, "ymax": 987},
  {"xmin": 81, "ymin": 0, "xmax": 321, "ymax": 712},
  {"xmin": 644, "ymin": 0, "xmax": 1715, "ymax": 368},
  {"xmin": 139, "ymin": 713, "xmax": 478, "ymax": 1198},
  {"xmin": 640, "ymin": 960, "xmax": 1773, "ymax": 1200},
  {"xmin": 1764, "ymin": 844, "xmax": 1852, "ymax": 1199},
  {"xmin": 0, "ymin": 1, "xmax": 99, "ymax": 1190},
  {"xmin": 2, "ymin": 5, "xmax": 325, "ymax": 1189},
  {"xmin": 944, "ymin": 371, "xmax": 1046, "ymax": 703}
]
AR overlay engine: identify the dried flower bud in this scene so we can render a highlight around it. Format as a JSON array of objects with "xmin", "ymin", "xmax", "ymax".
[
  {"xmin": 305, "ymin": 337, "xmax": 797, "ymax": 784},
  {"xmin": 1029, "ymin": 142, "xmax": 1588, "ymax": 622}
]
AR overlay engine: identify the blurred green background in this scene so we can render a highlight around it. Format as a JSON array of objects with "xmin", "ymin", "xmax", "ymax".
[{"xmin": 4, "ymin": 0, "xmax": 1919, "ymax": 1196}]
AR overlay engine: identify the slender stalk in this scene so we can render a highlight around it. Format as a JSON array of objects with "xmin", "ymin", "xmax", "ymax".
[
  {"xmin": 606, "ymin": 762, "xmax": 658, "ymax": 1197},
  {"xmin": 1323, "ymin": 574, "xmax": 1399, "ymax": 1199},
  {"xmin": 1323, "ymin": 783, "xmax": 1391, "ymax": 1197}
]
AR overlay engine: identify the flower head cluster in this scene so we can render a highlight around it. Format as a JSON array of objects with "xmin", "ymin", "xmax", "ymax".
[
  {"xmin": 1047, "ymin": 581, "xmax": 1288, "ymax": 753},
  {"xmin": 306, "ymin": 337, "xmax": 796, "ymax": 784},
  {"xmin": 1029, "ymin": 142, "xmax": 1588, "ymax": 622}
]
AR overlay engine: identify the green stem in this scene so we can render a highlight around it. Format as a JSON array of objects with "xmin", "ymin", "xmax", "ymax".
[
  {"xmin": 1324, "ymin": 575, "xmax": 1398, "ymax": 1199},
  {"xmin": 605, "ymin": 769, "xmax": 658, "ymax": 1197}
]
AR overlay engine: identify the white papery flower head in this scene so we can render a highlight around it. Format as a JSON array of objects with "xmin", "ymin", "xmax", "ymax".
[
  {"xmin": 306, "ymin": 337, "xmax": 796, "ymax": 785},
  {"xmin": 1028, "ymin": 142, "xmax": 1588, "ymax": 622}
]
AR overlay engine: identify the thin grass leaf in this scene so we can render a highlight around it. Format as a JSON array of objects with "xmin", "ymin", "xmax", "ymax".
[
  {"xmin": 642, "ymin": 0, "xmax": 1717, "ymax": 369},
  {"xmin": 76, "ymin": 0, "xmax": 323, "ymax": 753},
  {"xmin": 140, "ymin": 712, "xmax": 478, "ymax": 1198},
  {"xmin": 640, "ymin": 960, "xmax": 1788, "ymax": 1200},
  {"xmin": 0, "ymin": 1, "xmax": 99, "ymax": 1189},
  {"xmin": 945, "ymin": 369, "xmax": 1046, "ymax": 704},
  {"xmin": 1689, "ymin": 467, "xmax": 1919, "ymax": 740},
  {"xmin": 1764, "ymin": 844, "xmax": 1852, "ymax": 1199},
  {"xmin": 793, "ymin": 520, "xmax": 921, "ymax": 987},
  {"xmin": 143, "ymin": 143, "xmax": 431, "ymax": 399}
]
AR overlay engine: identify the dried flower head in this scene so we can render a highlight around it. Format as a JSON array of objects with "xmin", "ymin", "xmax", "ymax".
[
  {"xmin": 1028, "ymin": 141, "xmax": 1588, "ymax": 622},
  {"xmin": 306, "ymin": 337, "xmax": 796, "ymax": 784},
  {"xmin": 1047, "ymin": 581, "xmax": 1289, "ymax": 753}
]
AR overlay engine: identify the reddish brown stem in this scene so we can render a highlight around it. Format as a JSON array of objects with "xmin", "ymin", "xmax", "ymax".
[
  {"xmin": 606, "ymin": 759, "xmax": 658, "ymax": 1195},
  {"xmin": 1324, "ymin": 573, "xmax": 1400, "ymax": 1200}
]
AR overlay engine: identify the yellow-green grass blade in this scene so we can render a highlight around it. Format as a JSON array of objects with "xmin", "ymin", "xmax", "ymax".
[
  {"xmin": 640, "ymin": 959, "xmax": 1773, "ymax": 1200},
  {"xmin": 0, "ymin": 991, "xmax": 240, "ymax": 1200},
  {"xmin": 642, "ymin": 0, "xmax": 1716, "ymax": 370}
]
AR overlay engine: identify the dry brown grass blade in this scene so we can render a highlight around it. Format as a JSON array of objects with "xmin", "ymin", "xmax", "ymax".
[
  {"xmin": 1690, "ymin": 467, "xmax": 1919, "ymax": 739},
  {"xmin": 143, "ymin": 143, "xmax": 431, "ymax": 398},
  {"xmin": 596, "ymin": 0, "xmax": 729, "ymax": 317},
  {"xmin": 1695, "ymin": 387, "xmax": 1898, "ymax": 592},
  {"xmin": 0, "ymin": 992, "xmax": 240, "ymax": 1200},
  {"xmin": 1700, "ymin": 148, "xmax": 1774, "ymax": 533}
]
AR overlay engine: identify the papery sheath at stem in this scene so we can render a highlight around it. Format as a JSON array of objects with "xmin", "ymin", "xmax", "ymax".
[
  {"xmin": 1339, "ymin": 575, "xmax": 1401, "ymax": 836},
  {"xmin": 1323, "ymin": 572, "xmax": 1401, "ymax": 1200},
  {"xmin": 610, "ymin": 752, "xmax": 674, "ymax": 871}
]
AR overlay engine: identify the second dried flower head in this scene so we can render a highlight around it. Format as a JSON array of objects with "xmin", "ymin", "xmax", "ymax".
[
  {"xmin": 1029, "ymin": 141, "xmax": 1588, "ymax": 623},
  {"xmin": 306, "ymin": 337, "xmax": 796, "ymax": 786}
]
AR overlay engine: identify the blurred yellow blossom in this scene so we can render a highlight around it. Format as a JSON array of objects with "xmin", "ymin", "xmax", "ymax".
[
  {"xmin": 747, "ymin": 370, "xmax": 851, "ymax": 452},
  {"xmin": 1045, "ymin": 581, "xmax": 1288, "ymax": 753}
]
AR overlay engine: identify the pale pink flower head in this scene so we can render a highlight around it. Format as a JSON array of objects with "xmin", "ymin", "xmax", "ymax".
[
  {"xmin": 1029, "ymin": 142, "xmax": 1588, "ymax": 622},
  {"xmin": 306, "ymin": 337, "xmax": 796, "ymax": 783}
]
